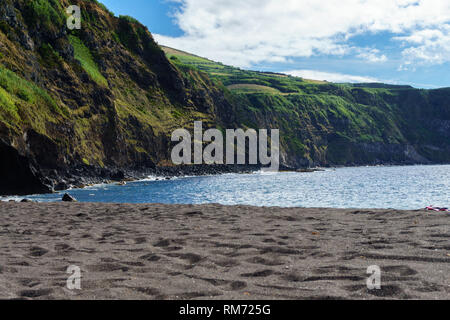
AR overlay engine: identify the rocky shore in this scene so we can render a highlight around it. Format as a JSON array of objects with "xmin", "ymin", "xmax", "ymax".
[
  {"xmin": 0, "ymin": 202, "xmax": 448, "ymax": 300},
  {"xmin": 2, "ymin": 164, "xmax": 265, "ymax": 196},
  {"xmin": 5, "ymin": 162, "xmax": 315, "ymax": 197}
]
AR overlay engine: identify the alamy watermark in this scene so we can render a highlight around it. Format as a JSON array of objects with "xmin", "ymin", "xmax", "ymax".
[
  {"xmin": 66, "ymin": 265, "xmax": 81, "ymax": 290},
  {"xmin": 66, "ymin": 5, "xmax": 81, "ymax": 30},
  {"xmin": 367, "ymin": 265, "xmax": 381, "ymax": 290},
  {"xmin": 171, "ymin": 121, "xmax": 280, "ymax": 172}
]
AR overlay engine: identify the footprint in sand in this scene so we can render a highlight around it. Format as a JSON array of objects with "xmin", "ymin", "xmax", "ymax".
[
  {"xmin": 28, "ymin": 247, "xmax": 48, "ymax": 257},
  {"xmin": 240, "ymin": 269, "xmax": 274, "ymax": 278},
  {"xmin": 166, "ymin": 253, "xmax": 203, "ymax": 264},
  {"xmin": 134, "ymin": 237, "xmax": 147, "ymax": 244},
  {"xmin": 384, "ymin": 265, "xmax": 418, "ymax": 277},
  {"xmin": 87, "ymin": 263, "xmax": 129, "ymax": 273},
  {"xmin": 197, "ymin": 277, "xmax": 247, "ymax": 291},
  {"xmin": 18, "ymin": 278, "xmax": 40, "ymax": 288},
  {"xmin": 139, "ymin": 254, "xmax": 161, "ymax": 262},
  {"xmin": 246, "ymin": 256, "xmax": 285, "ymax": 266},
  {"xmin": 344, "ymin": 284, "xmax": 407, "ymax": 298},
  {"xmin": 153, "ymin": 238, "xmax": 185, "ymax": 248},
  {"xmin": 19, "ymin": 288, "xmax": 53, "ymax": 298}
]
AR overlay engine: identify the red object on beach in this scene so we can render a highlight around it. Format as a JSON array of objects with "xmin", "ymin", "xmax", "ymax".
[{"xmin": 426, "ymin": 206, "xmax": 450, "ymax": 212}]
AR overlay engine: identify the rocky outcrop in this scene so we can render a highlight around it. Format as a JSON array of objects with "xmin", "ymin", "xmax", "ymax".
[
  {"xmin": 0, "ymin": 140, "xmax": 51, "ymax": 195},
  {"xmin": 62, "ymin": 193, "xmax": 76, "ymax": 202},
  {"xmin": 0, "ymin": 0, "xmax": 240, "ymax": 195}
]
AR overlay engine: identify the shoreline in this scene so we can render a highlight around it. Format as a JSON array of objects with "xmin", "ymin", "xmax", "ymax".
[
  {"xmin": 0, "ymin": 202, "xmax": 448, "ymax": 300},
  {"xmin": 3, "ymin": 161, "xmax": 450, "ymax": 197},
  {"xmin": 3, "ymin": 163, "xmax": 449, "ymax": 202}
]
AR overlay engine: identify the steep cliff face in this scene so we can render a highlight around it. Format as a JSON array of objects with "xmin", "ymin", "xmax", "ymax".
[
  {"xmin": 232, "ymin": 87, "xmax": 450, "ymax": 167},
  {"xmin": 0, "ymin": 0, "xmax": 449, "ymax": 196},
  {"xmin": 0, "ymin": 0, "xmax": 236, "ymax": 194},
  {"xmin": 163, "ymin": 47, "xmax": 450, "ymax": 168}
]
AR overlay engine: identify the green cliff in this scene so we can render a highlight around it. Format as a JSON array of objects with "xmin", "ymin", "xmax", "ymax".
[
  {"xmin": 163, "ymin": 46, "xmax": 450, "ymax": 167},
  {"xmin": 0, "ymin": 0, "xmax": 449, "ymax": 195}
]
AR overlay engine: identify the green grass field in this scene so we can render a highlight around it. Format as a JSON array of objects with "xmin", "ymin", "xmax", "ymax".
[
  {"xmin": 161, "ymin": 45, "xmax": 412, "ymax": 97},
  {"xmin": 69, "ymin": 35, "xmax": 108, "ymax": 87},
  {"xmin": 161, "ymin": 44, "xmax": 429, "ymax": 162},
  {"xmin": 0, "ymin": 65, "xmax": 68, "ymax": 133}
]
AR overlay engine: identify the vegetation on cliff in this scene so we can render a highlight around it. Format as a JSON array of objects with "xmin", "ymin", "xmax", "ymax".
[
  {"xmin": 163, "ymin": 46, "xmax": 450, "ymax": 166},
  {"xmin": 0, "ymin": 0, "xmax": 449, "ymax": 194}
]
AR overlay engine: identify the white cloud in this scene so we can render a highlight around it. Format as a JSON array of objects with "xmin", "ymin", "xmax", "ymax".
[
  {"xmin": 283, "ymin": 70, "xmax": 382, "ymax": 83},
  {"xmin": 395, "ymin": 25, "xmax": 450, "ymax": 68},
  {"xmin": 356, "ymin": 49, "xmax": 388, "ymax": 63},
  {"xmin": 154, "ymin": 0, "xmax": 450, "ymax": 69}
]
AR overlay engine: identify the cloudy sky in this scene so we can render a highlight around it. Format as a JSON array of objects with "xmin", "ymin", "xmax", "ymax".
[{"xmin": 102, "ymin": 0, "xmax": 450, "ymax": 88}]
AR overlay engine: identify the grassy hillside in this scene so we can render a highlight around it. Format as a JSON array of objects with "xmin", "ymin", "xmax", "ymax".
[
  {"xmin": 162, "ymin": 46, "xmax": 450, "ymax": 166},
  {"xmin": 163, "ymin": 45, "xmax": 316, "ymax": 94},
  {"xmin": 0, "ymin": 0, "xmax": 240, "ymax": 194}
]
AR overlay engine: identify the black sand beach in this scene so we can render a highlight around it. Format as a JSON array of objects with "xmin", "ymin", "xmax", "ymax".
[{"xmin": 0, "ymin": 202, "xmax": 449, "ymax": 300}]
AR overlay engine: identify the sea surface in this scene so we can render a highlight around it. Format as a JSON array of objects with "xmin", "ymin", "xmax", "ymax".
[{"xmin": 2, "ymin": 165, "xmax": 449, "ymax": 209}]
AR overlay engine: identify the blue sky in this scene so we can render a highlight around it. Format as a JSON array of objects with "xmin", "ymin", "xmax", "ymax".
[{"xmin": 101, "ymin": 0, "xmax": 450, "ymax": 88}]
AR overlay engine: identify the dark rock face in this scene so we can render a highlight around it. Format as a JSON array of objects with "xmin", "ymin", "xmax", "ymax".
[
  {"xmin": 110, "ymin": 170, "xmax": 125, "ymax": 181},
  {"xmin": 62, "ymin": 193, "xmax": 77, "ymax": 202},
  {"xmin": 0, "ymin": 0, "xmax": 247, "ymax": 196},
  {"xmin": 24, "ymin": 129, "xmax": 62, "ymax": 169},
  {"xmin": 0, "ymin": 141, "xmax": 52, "ymax": 196},
  {"xmin": 54, "ymin": 181, "xmax": 69, "ymax": 191}
]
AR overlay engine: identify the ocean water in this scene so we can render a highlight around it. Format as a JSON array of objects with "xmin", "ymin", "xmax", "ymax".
[{"xmin": 2, "ymin": 165, "xmax": 449, "ymax": 209}]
